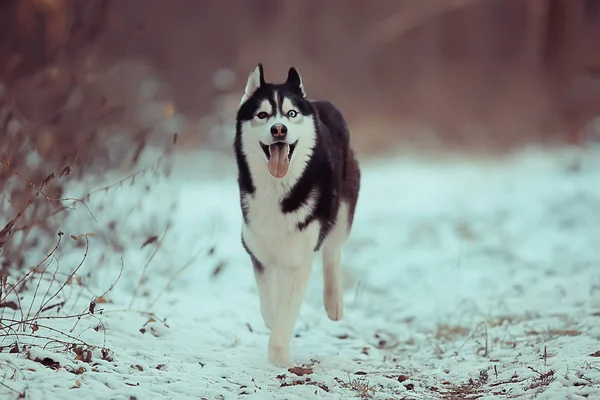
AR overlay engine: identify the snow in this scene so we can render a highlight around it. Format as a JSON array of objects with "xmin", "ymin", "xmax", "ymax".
[{"xmin": 1, "ymin": 146, "xmax": 600, "ymax": 399}]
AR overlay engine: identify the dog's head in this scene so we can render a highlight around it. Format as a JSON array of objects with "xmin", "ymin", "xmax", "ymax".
[{"xmin": 236, "ymin": 64, "xmax": 316, "ymax": 180}]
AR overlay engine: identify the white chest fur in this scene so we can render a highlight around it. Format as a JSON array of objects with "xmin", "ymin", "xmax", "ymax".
[{"xmin": 242, "ymin": 183, "xmax": 319, "ymax": 269}]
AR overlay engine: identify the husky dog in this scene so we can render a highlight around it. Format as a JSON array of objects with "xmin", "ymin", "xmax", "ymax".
[{"xmin": 234, "ymin": 64, "xmax": 360, "ymax": 366}]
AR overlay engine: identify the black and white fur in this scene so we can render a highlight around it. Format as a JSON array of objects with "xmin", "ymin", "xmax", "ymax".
[{"xmin": 234, "ymin": 64, "xmax": 360, "ymax": 367}]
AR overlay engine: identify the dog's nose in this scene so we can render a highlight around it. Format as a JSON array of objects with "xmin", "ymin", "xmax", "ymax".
[{"xmin": 270, "ymin": 124, "xmax": 288, "ymax": 139}]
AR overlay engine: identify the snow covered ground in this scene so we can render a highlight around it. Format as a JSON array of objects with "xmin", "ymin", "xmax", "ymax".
[{"xmin": 1, "ymin": 146, "xmax": 600, "ymax": 399}]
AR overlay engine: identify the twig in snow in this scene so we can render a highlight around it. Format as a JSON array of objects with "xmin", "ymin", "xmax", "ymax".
[
  {"xmin": 458, "ymin": 321, "xmax": 489, "ymax": 357},
  {"xmin": 129, "ymin": 224, "xmax": 170, "ymax": 310},
  {"xmin": 147, "ymin": 244, "xmax": 208, "ymax": 309}
]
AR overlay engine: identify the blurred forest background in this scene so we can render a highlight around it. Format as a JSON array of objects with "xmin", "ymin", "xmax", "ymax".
[
  {"xmin": 1, "ymin": 0, "xmax": 600, "ymax": 268},
  {"xmin": 2, "ymin": 0, "xmax": 600, "ymax": 155}
]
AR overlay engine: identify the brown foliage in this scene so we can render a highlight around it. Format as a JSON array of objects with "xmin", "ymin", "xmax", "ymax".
[{"xmin": 0, "ymin": 0, "xmax": 172, "ymax": 271}]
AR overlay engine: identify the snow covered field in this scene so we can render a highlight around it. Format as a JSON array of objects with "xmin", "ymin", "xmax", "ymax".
[{"xmin": 1, "ymin": 147, "xmax": 600, "ymax": 399}]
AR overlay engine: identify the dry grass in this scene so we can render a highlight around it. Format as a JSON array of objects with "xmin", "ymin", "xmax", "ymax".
[
  {"xmin": 0, "ymin": 30, "xmax": 177, "ymax": 393},
  {"xmin": 0, "ymin": 150, "xmax": 177, "ymax": 396},
  {"xmin": 0, "ymin": 232, "xmax": 118, "ymax": 395}
]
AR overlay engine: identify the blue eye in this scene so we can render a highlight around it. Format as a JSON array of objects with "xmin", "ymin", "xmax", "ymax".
[
  {"xmin": 257, "ymin": 112, "xmax": 268, "ymax": 119},
  {"xmin": 287, "ymin": 110, "xmax": 298, "ymax": 118}
]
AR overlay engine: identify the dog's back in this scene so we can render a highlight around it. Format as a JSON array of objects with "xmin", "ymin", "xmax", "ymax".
[{"xmin": 312, "ymin": 100, "xmax": 360, "ymax": 229}]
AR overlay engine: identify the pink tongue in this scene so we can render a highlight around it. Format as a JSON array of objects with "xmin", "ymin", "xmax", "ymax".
[{"xmin": 267, "ymin": 143, "xmax": 290, "ymax": 178}]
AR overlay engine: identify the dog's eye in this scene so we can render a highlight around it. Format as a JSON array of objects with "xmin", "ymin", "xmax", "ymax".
[
  {"xmin": 287, "ymin": 110, "xmax": 298, "ymax": 118},
  {"xmin": 257, "ymin": 112, "xmax": 268, "ymax": 119}
]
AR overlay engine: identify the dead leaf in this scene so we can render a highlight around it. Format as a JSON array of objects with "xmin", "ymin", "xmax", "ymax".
[
  {"xmin": 211, "ymin": 261, "xmax": 227, "ymax": 278},
  {"xmin": 288, "ymin": 366, "xmax": 313, "ymax": 376},
  {"xmin": 140, "ymin": 236, "xmax": 158, "ymax": 249},
  {"xmin": 59, "ymin": 165, "xmax": 71, "ymax": 177},
  {"xmin": 31, "ymin": 356, "xmax": 60, "ymax": 370},
  {"xmin": 71, "ymin": 233, "xmax": 94, "ymax": 240},
  {"xmin": 101, "ymin": 348, "xmax": 114, "ymax": 362},
  {"xmin": 456, "ymin": 222, "xmax": 477, "ymax": 241},
  {"xmin": 0, "ymin": 301, "xmax": 18, "ymax": 310}
]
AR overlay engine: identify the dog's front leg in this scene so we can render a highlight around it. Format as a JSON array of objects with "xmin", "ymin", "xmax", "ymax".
[
  {"xmin": 267, "ymin": 263, "xmax": 312, "ymax": 367},
  {"xmin": 252, "ymin": 258, "xmax": 276, "ymax": 330}
]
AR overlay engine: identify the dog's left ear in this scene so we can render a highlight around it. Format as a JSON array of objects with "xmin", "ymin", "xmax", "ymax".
[{"xmin": 286, "ymin": 67, "xmax": 305, "ymax": 97}]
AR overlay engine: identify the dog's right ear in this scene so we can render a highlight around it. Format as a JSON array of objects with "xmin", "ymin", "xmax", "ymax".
[{"xmin": 240, "ymin": 63, "xmax": 265, "ymax": 105}]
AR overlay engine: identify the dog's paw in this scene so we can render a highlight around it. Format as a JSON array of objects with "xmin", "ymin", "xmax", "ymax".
[
  {"xmin": 324, "ymin": 291, "xmax": 343, "ymax": 321},
  {"xmin": 268, "ymin": 345, "xmax": 291, "ymax": 368}
]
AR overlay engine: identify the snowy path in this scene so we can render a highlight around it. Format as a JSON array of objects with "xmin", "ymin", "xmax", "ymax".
[{"xmin": 1, "ymin": 148, "xmax": 600, "ymax": 399}]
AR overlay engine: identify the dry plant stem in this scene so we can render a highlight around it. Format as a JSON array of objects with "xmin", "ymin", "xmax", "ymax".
[
  {"xmin": 459, "ymin": 321, "xmax": 489, "ymax": 357},
  {"xmin": 87, "ymin": 148, "xmax": 175, "ymax": 200},
  {"xmin": 68, "ymin": 259, "xmax": 123, "ymax": 339},
  {"xmin": 1, "ymin": 318, "xmax": 90, "ymax": 346},
  {"xmin": 34, "ymin": 236, "xmax": 90, "ymax": 321},
  {"xmin": 147, "ymin": 246, "xmax": 207, "ymax": 309},
  {"xmin": 24, "ymin": 256, "xmax": 56, "ymax": 326},
  {"xmin": 0, "ymin": 159, "xmax": 97, "ymax": 223},
  {"xmin": 129, "ymin": 224, "xmax": 169, "ymax": 310},
  {"xmin": 0, "ymin": 233, "xmax": 63, "ymax": 304},
  {"xmin": 97, "ymin": 257, "xmax": 124, "ymax": 301},
  {"xmin": 3, "ymin": 332, "xmax": 88, "ymax": 350},
  {"xmin": 0, "ymin": 168, "xmax": 55, "ymax": 249},
  {"xmin": 146, "ymin": 220, "xmax": 216, "ymax": 309},
  {"xmin": 65, "ymin": 276, "xmax": 88, "ymax": 317},
  {"xmin": 0, "ymin": 359, "xmax": 20, "ymax": 380},
  {"xmin": 0, "ymin": 380, "xmax": 23, "ymax": 398},
  {"xmin": 4, "ymin": 311, "xmax": 89, "ymax": 327},
  {"xmin": 68, "ymin": 311, "xmax": 105, "ymax": 343},
  {"xmin": 23, "ymin": 268, "xmax": 45, "ymax": 327},
  {"xmin": 37, "ymin": 258, "xmax": 62, "ymax": 314},
  {"xmin": 87, "ymin": 165, "xmax": 157, "ymax": 197}
]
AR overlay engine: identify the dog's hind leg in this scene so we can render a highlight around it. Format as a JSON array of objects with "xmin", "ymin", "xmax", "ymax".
[
  {"xmin": 322, "ymin": 203, "xmax": 350, "ymax": 321},
  {"xmin": 322, "ymin": 244, "xmax": 343, "ymax": 321},
  {"xmin": 267, "ymin": 263, "xmax": 312, "ymax": 367}
]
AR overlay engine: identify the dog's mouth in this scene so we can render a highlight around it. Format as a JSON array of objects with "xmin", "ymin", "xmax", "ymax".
[{"xmin": 260, "ymin": 140, "xmax": 298, "ymax": 178}]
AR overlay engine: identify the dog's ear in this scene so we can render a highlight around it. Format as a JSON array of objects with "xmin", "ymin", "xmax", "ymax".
[
  {"xmin": 240, "ymin": 63, "xmax": 265, "ymax": 105},
  {"xmin": 286, "ymin": 67, "xmax": 305, "ymax": 97}
]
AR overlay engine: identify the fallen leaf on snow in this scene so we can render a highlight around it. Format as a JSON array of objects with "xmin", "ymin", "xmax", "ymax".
[{"xmin": 288, "ymin": 366, "xmax": 313, "ymax": 376}]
